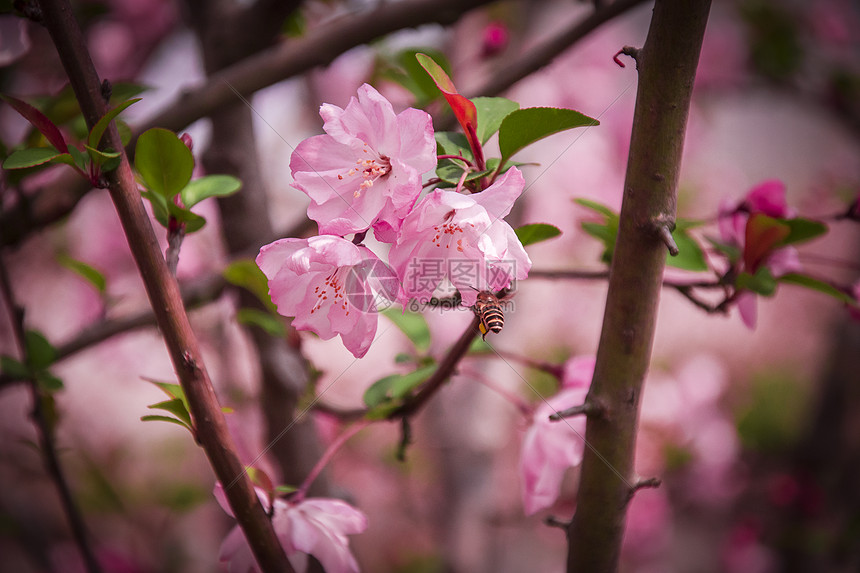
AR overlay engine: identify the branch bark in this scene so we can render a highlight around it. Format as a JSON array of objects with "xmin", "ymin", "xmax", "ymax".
[
  {"xmin": 565, "ymin": 1, "xmax": 711, "ymax": 571},
  {"xmin": 36, "ymin": 1, "xmax": 293, "ymax": 570}
]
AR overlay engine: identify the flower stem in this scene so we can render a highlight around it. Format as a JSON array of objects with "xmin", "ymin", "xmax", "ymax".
[{"xmin": 294, "ymin": 419, "xmax": 371, "ymax": 502}]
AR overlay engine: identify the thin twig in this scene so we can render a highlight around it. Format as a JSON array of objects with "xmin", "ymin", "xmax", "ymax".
[
  {"xmin": 549, "ymin": 400, "xmax": 603, "ymax": 421},
  {"xmin": 393, "ymin": 315, "xmax": 481, "ymax": 418},
  {"xmin": 0, "ymin": 257, "xmax": 103, "ymax": 573}
]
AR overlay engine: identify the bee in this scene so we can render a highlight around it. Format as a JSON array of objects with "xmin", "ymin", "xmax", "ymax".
[{"xmin": 473, "ymin": 290, "xmax": 505, "ymax": 340}]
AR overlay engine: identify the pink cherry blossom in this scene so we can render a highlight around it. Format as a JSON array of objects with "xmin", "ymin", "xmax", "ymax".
[
  {"xmin": 256, "ymin": 235, "xmax": 398, "ymax": 358},
  {"xmin": 389, "ymin": 167, "xmax": 532, "ymax": 307},
  {"xmin": 519, "ymin": 356, "xmax": 594, "ymax": 515},
  {"xmin": 291, "ymin": 83, "xmax": 436, "ymax": 242},
  {"xmin": 215, "ymin": 484, "xmax": 367, "ymax": 573}
]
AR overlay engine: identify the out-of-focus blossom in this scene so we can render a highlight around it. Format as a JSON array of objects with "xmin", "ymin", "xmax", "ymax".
[
  {"xmin": 718, "ymin": 180, "xmax": 802, "ymax": 328},
  {"xmin": 0, "ymin": 16, "xmax": 30, "ymax": 66},
  {"xmin": 847, "ymin": 279, "xmax": 860, "ymax": 321},
  {"xmin": 291, "ymin": 83, "xmax": 436, "ymax": 242},
  {"xmin": 480, "ymin": 20, "xmax": 509, "ymax": 58},
  {"xmin": 519, "ymin": 356, "xmax": 594, "ymax": 515},
  {"xmin": 389, "ymin": 168, "xmax": 531, "ymax": 307},
  {"xmin": 722, "ymin": 518, "xmax": 776, "ymax": 573},
  {"xmin": 256, "ymin": 235, "xmax": 398, "ymax": 358},
  {"xmin": 215, "ymin": 484, "xmax": 367, "ymax": 573}
]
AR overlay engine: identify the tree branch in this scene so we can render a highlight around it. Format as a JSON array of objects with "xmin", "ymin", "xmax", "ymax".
[
  {"xmin": 36, "ymin": 1, "xmax": 293, "ymax": 570},
  {"xmin": 394, "ymin": 315, "xmax": 481, "ymax": 418},
  {"xmin": 0, "ymin": 257, "xmax": 102, "ymax": 573},
  {"xmin": 565, "ymin": 1, "xmax": 711, "ymax": 571},
  {"xmin": 471, "ymin": 0, "xmax": 649, "ymax": 98}
]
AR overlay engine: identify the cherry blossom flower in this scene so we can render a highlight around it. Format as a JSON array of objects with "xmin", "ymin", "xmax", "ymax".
[
  {"xmin": 718, "ymin": 180, "xmax": 802, "ymax": 328},
  {"xmin": 389, "ymin": 167, "xmax": 532, "ymax": 307},
  {"xmin": 291, "ymin": 83, "xmax": 436, "ymax": 242},
  {"xmin": 215, "ymin": 484, "xmax": 367, "ymax": 573},
  {"xmin": 256, "ymin": 235, "xmax": 398, "ymax": 358},
  {"xmin": 519, "ymin": 356, "xmax": 595, "ymax": 515}
]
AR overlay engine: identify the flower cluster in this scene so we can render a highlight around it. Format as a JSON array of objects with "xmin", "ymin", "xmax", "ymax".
[{"xmin": 257, "ymin": 84, "xmax": 531, "ymax": 357}]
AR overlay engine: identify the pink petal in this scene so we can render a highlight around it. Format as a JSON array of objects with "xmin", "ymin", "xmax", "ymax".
[
  {"xmin": 746, "ymin": 179, "xmax": 794, "ymax": 218},
  {"xmin": 394, "ymin": 107, "xmax": 437, "ymax": 173},
  {"xmin": 472, "ymin": 167, "xmax": 525, "ymax": 221},
  {"xmin": 736, "ymin": 290, "xmax": 758, "ymax": 329},
  {"xmin": 766, "ymin": 246, "xmax": 802, "ymax": 277},
  {"xmin": 562, "ymin": 356, "xmax": 596, "ymax": 389}
]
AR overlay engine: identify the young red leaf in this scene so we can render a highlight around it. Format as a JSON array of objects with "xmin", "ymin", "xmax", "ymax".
[
  {"xmin": 743, "ymin": 214, "xmax": 790, "ymax": 272},
  {"xmin": 415, "ymin": 53, "xmax": 482, "ymax": 168},
  {"xmin": 1, "ymin": 94, "xmax": 68, "ymax": 153}
]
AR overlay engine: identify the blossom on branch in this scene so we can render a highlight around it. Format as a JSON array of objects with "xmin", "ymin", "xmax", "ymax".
[
  {"xmin": 718, "ymin": 180, "xmax": 802, "ymax": 329},
  {"xmin": 389, "ymin": 167, "xmax": 532, "ymax": 307},
  {"xmin": 215, "ymin": 484, "xmax": 367, "ymax": 573},
  {"xmin": 256, "ymin": 235, "xmax": 398, "ymax": 358},
  {"xmin": 291, "ymin": 83, "xmax": 437, "ymax": 242},
  {"xmin": 519, "ymin": 356, "xmax": 595, "ymax": 515}
]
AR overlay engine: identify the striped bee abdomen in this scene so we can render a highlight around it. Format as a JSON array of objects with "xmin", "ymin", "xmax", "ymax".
[{"xmin": 474, "ymin": 291, "xmax": 505, "ymax": 339}]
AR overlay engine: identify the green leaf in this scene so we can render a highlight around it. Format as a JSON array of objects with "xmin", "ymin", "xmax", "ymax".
[
  {"xmin": 779, "ymin": 273, "xmax": 854, "ymax": 303},
  {"xmin": 1, "ymin": 356, "xmax": 30, "ymax": 379},
  {"xmin": 148, "ymin": 398, "xmax": 192, "ymax": 427},
  {"xmin": 736, "ymin": 267, "xmax": 778, "ymax": 296},
  {"xmin": 141, "ymin": 190, "xmax": 170, "ymax": 226},
  {"xmin": 574, "ymin": 198, "xmax": 617, "ymax": 218},
  {"xmin": 142, "ymin": 378, "xmax": 188, "ymax": 405},
  {"xmin": 705, "ymin": 236, "xmax": 741, "ymax": 262},
  {"xmin": 515, "ymin": 223, "xmax": 561, "ymax": 247},
  {"xmin": 35, "ymin": 371, "xmax": 64, "ymax": 392},
  {"xmin": 166, "ymin": 203, "xmax": 207, "ymax": 233},
  {"xmin": 88, "ymin": 97, "xmax": 141, "ymax": 150},
  {"xmin": 472, "ymin": 97, "xmax": 520, "ymax": 144},
  {"xmin": 468, "ymin": 336, "xmax": 492, "ymax": 354},
  {"xmin": 667, "ymin": 228, "xmax": 708, "ymax": 271},
  {"xmin": 394, "ymin": 353, "xmax": 415, "ymax": 364},
  {"xmin": 140, "ymin": 415, "xmax": 192, "ymax": 431},
  {"xmin": 435, "ymin": 163, "xmax": 491, "ymax": 186},
  {"xmin": 236, "ymin": 308, "xmax": 286, "ymax": 337},
  {"xmin": 498, "ymin": 107, "xmax": 599, "ymax": 165},
  {"xmin": 180, "ymin": 175, "xmax": 242, "ymax": 208},
  {"xmin": 25, "ymin": 330, "xmax": 56, "ymax": 370},
  {"xmin": 68, "ymin": 146, "xmax": 89, "ymax": 173},
  {"xmin": 223, "ymin": 260, "xmax": 276, "ymax": 312},
  {"xmin": 83, "ymin": 144, "xmax": 121, "ymax": 170},
  {"xmin": 56, "ymin": 254, "xmax": 107, "ymax": 293},
  {"xmin": 382, "ymin": 308, "xmax": 431, "ymax": 352},
  {"xmin": 435, "ymin": 131, "xmax": 472, "ymax": 160},
  {"xmin": 108, "ymin": 82, "xmax": 150, "ymax": 104},
  {"xmin": 393, "ymin": 48, "xmax": 451, "ymax": 104},
  {"xmin": 282, "ymin": 7, "xmax": 306, "ymax": 37},
  {"xmin": 134, "ymin": 128, "xmax": 194, "ymax": 198},
  {"xmin": 777, "ymin": 218, "xmax": 828, "ymax": 246},
  {"xmin": 3, "ymin": 147, "xmax": 64, "ymax": 169},
  {"xmin": 581, "ymin": 220, "xmax": 618, "ymax": 264},
  {"xmin": 362, "ymin": 364, "xmax": 436, "ymax": 408}
]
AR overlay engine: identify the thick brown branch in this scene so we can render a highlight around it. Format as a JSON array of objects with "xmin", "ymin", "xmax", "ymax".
[
  {"xmin": 566, "ymin": 1, "xmax": 711, "ymax": 571},
  {"xmin": 36, "ymin": 1, "xmax": 293, "ymax": 570}
]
